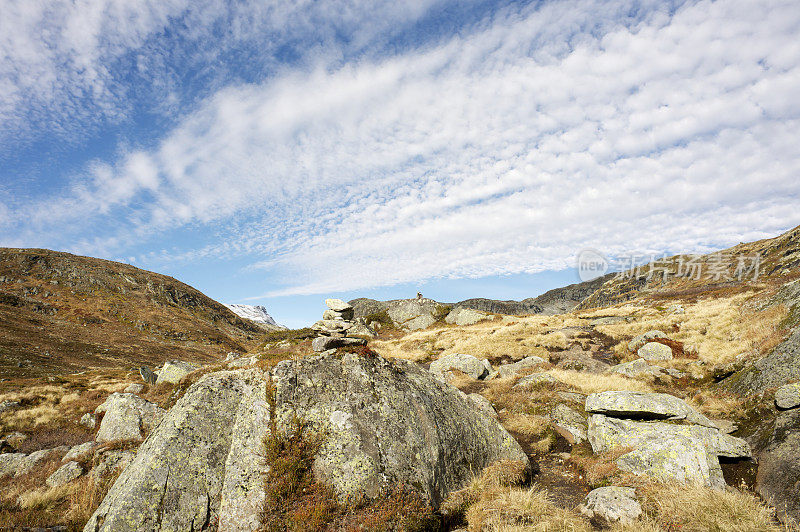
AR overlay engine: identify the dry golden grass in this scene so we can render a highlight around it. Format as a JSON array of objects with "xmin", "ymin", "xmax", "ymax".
[
  {"xmin": 546, "ymin": 369, "xmax": 652, "ymax": 394},
  {"xmin": 501, "ymin": 414, "xmax": 550, "ymax": 439},
  {"xmin": 465, "ymin": 486, "xmax": 591, "ymax": 532}
]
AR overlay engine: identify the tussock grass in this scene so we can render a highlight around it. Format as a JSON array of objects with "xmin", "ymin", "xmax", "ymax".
[
  {"xmin": 546, "ymin": 369, "xmax": 652, "ymax": 394},
  {"xmin": 465, "ymin": 486, "xmax": 591, "ymax": 532}
]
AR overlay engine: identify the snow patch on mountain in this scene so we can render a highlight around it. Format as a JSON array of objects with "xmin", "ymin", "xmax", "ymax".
[{"xmin": 225, "ymin": 304, "xmax": 284, "ymax": 328}]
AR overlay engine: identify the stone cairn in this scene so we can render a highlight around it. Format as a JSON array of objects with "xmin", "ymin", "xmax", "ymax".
[{"xmin": 310, "ymin": 299, "xmax": 370, "ymax": 352}]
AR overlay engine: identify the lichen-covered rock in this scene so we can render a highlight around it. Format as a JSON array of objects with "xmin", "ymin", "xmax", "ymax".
[
  {"xmin": 387, "ymin": 299, "xmax": 439, "ymax": 330},
  {"xmin": 490, "ymin": 356, "xmax": 547, "ymax": 380},
  {"xmin": 325, "ymin": 298, "xmax": 352, "ymax": 312},
  {"xmin": 723, "ymin": 326, "xmax": 800, "ymax": 396},
  {"xmin": 311, "ymin": 319, "xmax": 353, "ymax": 336},
  {"xmin": 445, "ymin": 307, "xmax": 489, "ymax": 326},
  {"xmin": 0, "ymin": 453, "xmax": 25, "ymax": 479},
  {"xmin": 94, "ymin": 393, "xmax": 165, "ymax": 443},
  {"xmin": 513, "ymin": 372, "xmax": 557, "ymax": 388},
  {"xmin": 47, "ymin": 461, "xmax": 84, "ymax": 487},
  {"xmin": 637, "ymin": 342, "xmax": 673, "ymax": 361},
  {"xmin": 91, "ymin": 449, "xmax": 135, "ymax": 479},
  {"xmin": 429, "ymin": 353, "xmax": 492, "ymax": 381},
  {"xmin": 63, "ymin": 442, "xmax": 96, "ymax": 462},
  {"xmin": 579, "ymin": 486, "xmax": 641, "ymax": 527},
  {"xmin": 775, "ymin": 383, "xmax": 800, "ymax": 410},
  {"xmin": 467, "ymin": 393, "xmax": 497, "ymax": 418},
  {"xmin": 85, "ymin": 369, "xmax": 268, "ymax": 532},
  {"xmin": 124, "ymin": 383, "xmax": 144, "ymax": 394},
  {"xmin": 80, "ymin": 412, "xmax": 97, "ymax": 429},
  {"xmin": 588, "ymin": 414, "xmax": 750, "ymax": 488},
  {"xmin": 272, "ymin": 352, "xmax": 529, "ymax": 507},
  {"xmin": 609, "ymin": 359, "xmax": 664, "ymax": 378},
  {"xmin": 756, "ymin": 408, "xmax": 800, "ymax": 526},
  {"xmin": 628, "ymin": 330, "xmax": 667, "ymax": 352},
  {"xmin": 155, "ymin": 360, "xmax": 200, "ymax": 385},
  {"xmin": 0, "ymin": 447, "xmax": 68, "ymax": 478},
  {"xmin": 551, "ymin": 404, "xmax": 587, "ymax": 444},
  {"xmin": 586, "ymin": 391, "xmax": 715, "ymax": 428},
  {"xmin": 139, "ymin": 366, "xmax": 157, "ymax": 385}
]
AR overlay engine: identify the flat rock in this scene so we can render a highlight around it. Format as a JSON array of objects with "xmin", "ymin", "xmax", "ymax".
[
  {"xmin": 429, "ymin": 353, "xmax": 492, "ymax": 380},
  {"xmin": 637, "ymin": 342, "xmax": 673, "ymax": 361},
  {"xmin": 490, "ymin": 356, "xmax": 547, "ymax": 380},
  {"xmin": 311, "ymin": 336, "xmax": 366, "ymax": 352},
  {"xmin": 585, "ymin": 391, "xmax": 715, "ymax": 428},
  {"xmin": 94, "ymin": 393, "xmax": 165, "ymax": 443},
  {"xmin": 325, "ymin": 298, "xmax": 352, "ymax": 312},
  {"xmin": 609, "ymin": 359, "xmax": 665, "ymax": 378},
  {"xmin": 579, "ymin": 486, "xmax": 641, "ymax": 527},
  {"xmin": 775, "ymin": 383, "xmax": 800, "ymax": 410},
  {"xmin": 63, "ymin": 442, "xmax": 96, "ymax": 462},
  {"xmin": 124, "ymin": 383, "xmax": 144, "ymax": 394},
  {"xmin": 588, "ymin": 414, "xmax": 750, "ymax": 488},
  {"xmin": 155, "ymin": 360, "xmax": 200, "ymax": 385},
  {"xmin": 551, "ymin": 404, "xmax": 587, "ymax": 444},
  {"xmin": 47, "ymin": 461, "xmax": 84, "ymax": 487},
  {"xmin": 445, "ymin": 307, "xmax": 489, "ymax": 326},
  {"xmin": 628, "ymin": 330, "xmax": 668, "ymax": 351}
]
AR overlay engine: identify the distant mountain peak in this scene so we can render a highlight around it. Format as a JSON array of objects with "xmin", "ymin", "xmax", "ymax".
[{"xmin": 225, "ymin": 304, "xmax": 283, "ymax": 328}]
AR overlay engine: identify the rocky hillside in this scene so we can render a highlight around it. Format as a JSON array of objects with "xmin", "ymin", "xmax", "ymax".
[
  {"xmin": 0, "ymin": 248, "xmax": 263, "ymax": 378},
  {"xmin": 579, "ymin": 224, "xmax": 800, "ymax": 310}
]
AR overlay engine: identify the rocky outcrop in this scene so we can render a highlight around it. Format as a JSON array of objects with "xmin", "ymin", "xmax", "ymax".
[
  {"xmin": 155, "ymin": 360, "xmax": 200, "ymax": 385},
  {"xmin": 444, "ymin": 307, "xmax": 490, "ymax": 326},
  {"xmin": 776, "ymin": 383, "xmax": 800, "ymax": 409},
  {"xmin": 722, "ymin": 327, "xmax": 800, "ymax": 396},
  {"xmin": 579, "ymin": 486, "xmax": 641, "ymax": 527},
  {"xmin": 756, "ymin": 408, "xmax": 800, "ymax": 526},
  {"xmin": 94, "ymin": 393, "xmax": 165, "ymax": 443},
  {"xmin": 637, "ymin": 342, "xmax": 673, "ymax": 361},
  {"xmin": 429, "ymin": 353, "xmax": 493, "ymax": 381},
  {"xmin": 585, "ymin": 391, "xmax": 716, "ymax": 428},
  {"xmin": 86, "ymin": 353, "xmax": 529, "ymax": 530},
  {"xmin": 47, "ymin": 461, "xmax": 84, "ymax": 487}
]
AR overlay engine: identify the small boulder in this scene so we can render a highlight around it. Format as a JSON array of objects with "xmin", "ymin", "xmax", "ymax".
[
  {"xmin": 139, "ymin": 366, "xmax": 157, "ymax": 385},
  {"xmin": 586, "ymin": 391, "xmax": 715, "ymax": 428},
  {"xmin": 325, "ymin": 298, "xmax": 353, "ymax": 312},
  {"xmin": 776, "ymin": 383, "xmax": 800, "ymax": 410},
  {"xmin": 609, "ymin": 359, "xmax": 665, "ymax": 378},
  {"xmin": 490, "ymin": 356, "xmax": 547, "ymax": 380},
  {"xmin": 637, "ymin": 342, "xmax": 673, "ymax": 361},
  {"xmin": 579, "ymin": 486, "xmax": 642, "ymax": 527},
  {"xmin": 124, "ymin": 383, "xmax": 144, "ymax": 394},
  {"xmin": 551, "ymin": 404, "xmax": 587, "ymax": 444},
  {"xmin": 513, "ymin": 372, "xmax": 557, "ymax": 388},
  {"xmin": 63, "ymin": 442, "xmax": 96, "ymax": 462},
  {"xmin": 155, "ymin": 360, "xmax": 200, "ymax": 385},
  {"xmin": 0, "ymin": 453, "xmax": 26, "ymax": 478},
  {"xmin": 46, "ymin": 461, "xmax": 84, "ymax": 488},
  {"xmin": 628, "ymin": 330, "xmax": 668, "ymax": 352},
  {"xmin": 80, "ymin": 412, "xmax": 97, "ymax": 429},
  {"xmin": 94, "ymin": 393, "xmax": 165, "ymax": 443},
  {"xmin": 445, "ymin": 307, "xmax": 489, "ymax": 326},
  {"xmin": 91, "ymin": 449, "xmax": 135, "ymax": 479},
  {"xmin": 429, "ymin": 353, "xmax": 492, "ymax": 380}
]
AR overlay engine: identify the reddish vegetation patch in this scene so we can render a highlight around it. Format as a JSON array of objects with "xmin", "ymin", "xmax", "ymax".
[{"xmin": 651, "ymin": 337, "xmax": 697, "ymax": 359}]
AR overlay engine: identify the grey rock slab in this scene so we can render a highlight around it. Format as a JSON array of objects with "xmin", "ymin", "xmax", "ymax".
[
  {"xmin": 445, "ymin": 307, "xmax": 489, "ymax": 326},
  {"xmin": 94, "ymin": 393, "xmax": 165, "ymax": 443},
  {"xmin": 0, "ymin": 453, "xmax": 25, "ymax": 479},
  {"xmin": 47, "ymin": 461, "xmax": 84, "ymax": 487},
  {"xmin": 637, "ymin": 342, "xmax": 673, "ymax": 361},
  {"xmin": 628, "ymin": 330, "xmax": 668, "ymax": 352},
  {"xmin": 776, "ymin": 383, "xmax": 800, "ymax": 410},
  {"xmin": 91, "ymin": 450, "xmax": 135, "ymax": 480},
  {"xmin": 311, "ymin": 336, "xmax": 366, "ymax": 352},
  {"xmin": 272, "ymin": 352, "xmax": 529, "ymax": 508},
  {"xmin": 139, "ymin": 366, "xmax": 157, "ymax": 385},
  {"xmin": 155, "ymin": 360, "xmax": 200, "ymax": 385},
  {"xmin": 585, "ymin": 391, "xmax": 716, "ymax": 428},
  {"xmin": 429, "ymin": 353, "xmax": 492, "ymax": 380},
  {"xmin": 579, "ymin": 486, "xmax": 642, "ymax": 527},
  {"xmin": 467, "ymin": 393, "xmax": 498, "ymax": 418},
  {"xmin": 490, "ymin": 356, "xmax": 547, "ymax": 380},
  {"xmin": 325, "ymin": 298, "xmax": 353, "ymax": 312},
  {"xmin": 551, "ymin": 404, "xmax": 587, "ymax": 444},
  {"xmin": 124, "ymin": 383, "xmax": 144, "ymax": 394},
  {"xmin": 63, "ymin": 442, "xmax": 96, "ymax": 462},
  {"xmin": 587, "ymin": 414, "xmax": 751, "ymax": 488},
  {"xmin": 756, "ymin": 408, "xmax": 800, "ymax": 526},
  {"xmin": 609, "ymin": 359, "xmax": 665, "ymax": 378}
]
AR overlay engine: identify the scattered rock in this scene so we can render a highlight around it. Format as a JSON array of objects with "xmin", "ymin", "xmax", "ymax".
[
  {"xmin": 468, "ymin": 393, "xmax": 498, "ymax": 418},
  {"xmin": 514, "ymin": 372, "xmax": 557, "ymax": 388},
  {"xmin": 586, "ymin": 391, "xmax": 715, "ymax": 428},
  {"xmin": 637, "ymin": 342, "xmax": 673, "ymax": 361},
  {"xmin": 124, "ymin": 383, "xmax": 144, "ymax": 394},
  {"xmin": 311, "ymin": 335, "xmax": 366, "ymax": 352},
  {"xmin": 63, "ymin": 442, "xmax": 96, "ymax": 462},
  {"xmin": 80, "ymin": 412, "xmax": 97, "ymax": 429},
  {"xmin": 91, "ymin": 449, "xmax": 135, "ymax": 479},
  {"xmin": 609, "ymin": 359, "xmax": 665, "ymax": 378},
  {"xmin": 0, "ymin": 400, "xmax": 20, "ymax": 414},
  {"xmin": 445, "ymin": 307, "xmax": 489, "ymax": 326},
  {"xmin": 47, "ymin": 461, "xmax": 84, "ymax": 487},
  {"xmin": 139, "ymin": 366, "xmax": 157, "ymax": 385},
  {"xmin": 775, "ymin": 383, "xmax": 800, "ymax": 410},
  {"xmin": 155, "ymin": 360, "xmax": 200, "ymax": 385},
  {"xmin": 588, "ymin": 414, "xmax": 750, "ymax": 488},
  {"xmin": 579, "ymin": 486, "xmax": 642, "ymax": 527},
  {"xmin": 628, "ymin": 330, "xmax": 668, "ymax": 352},
  {"xmin": 429, "ymin": 353, "xmax": 493, "ymax": 380},
  {"xmin": 10, "ymin": 447, "xmax": 69, "ymax": 478},
  {"xmin": 94, "ymin": 393, "xmax": 165, "ymax": 443},
  {"xmin": 551, "ymin": 404, "xmax": 587, "ymax": 444},
  {"xmin": 490, "ymin": 356, "xmax": 547, "ymax": 380},
  {"xmin": 0, "ymin": 453, "xmax": 25, "ymax": 478}
]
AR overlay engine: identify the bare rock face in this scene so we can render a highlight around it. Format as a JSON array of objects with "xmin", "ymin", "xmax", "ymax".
[
  {"xmin": 579, "ymin": 486, "xmax": 641, "ymax": 527},
  {"xmin": 85, "ymin": 354, "xmax": 529, "ymax": 530},
  {"xmin": 272, "ymin": 352, "xmax": 529, "ymax": 507},
  {"xmin": 94, "ymin": 393, "xmax": 165, "ymax": 443},
  {"xmin": 429, "ymin": 353, "xmax": 493, "ymax": 381},
  {"xmin": 445, "ymin": 307, "xmax": 489, "ymax": 326},
  {"xmin": 756, "ymin": 408, "xmax": 800, "ymax": 526}
]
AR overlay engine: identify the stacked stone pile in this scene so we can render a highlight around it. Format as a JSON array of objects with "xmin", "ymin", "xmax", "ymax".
[{"xmin": 311, "ymin": 299, "xmax": 373, "ymax": 352}]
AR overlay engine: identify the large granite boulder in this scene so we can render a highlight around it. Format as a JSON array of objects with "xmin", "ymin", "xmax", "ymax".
[
  {"xmin": 445, "ymin": 307, "xmax": 489, "ymax": 326},
  {"xmin": 94, "ymin": 393, "xmax": 165, "ymax": 443},
  {"xmin": 155, "ymin": 360, "xmax": 200, "ymax": 385},
  {"xmin": 637, "ymin": 342, "xmax": 673, "ymax": 361},
  {"xmin": 85, "ymin": 353, "xmax": 529, "ymax": 530},
  {"xmin": 756, "ymin": 408, "xmax": 800, "ymax": 526},
  {"xmin": 586, "ymin": 391, "xmax": 715, "ymax": 428},
  {"xmin": 723, "ymin": 326, "xmax": 800, "ymax": 396},
  {"xmin": 588, "ymin": 415, "xmax": 750, "ymax": 488},
  {"xmin": 429, "ymin": 353, "xmax": 493, "ymax": 380}
]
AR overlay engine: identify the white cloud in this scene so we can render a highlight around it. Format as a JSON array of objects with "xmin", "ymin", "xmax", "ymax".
[{"xmin": 5, "ymin": 0, "xmax": 800, "ymax": 295}]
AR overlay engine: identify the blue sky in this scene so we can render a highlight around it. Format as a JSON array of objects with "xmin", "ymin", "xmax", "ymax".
[{"xmin": 2, "ymin": 0, "xmax": 800, "ymax": 328}]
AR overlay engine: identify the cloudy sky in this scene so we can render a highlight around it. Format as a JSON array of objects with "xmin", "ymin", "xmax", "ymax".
[{"xmin": 2, "ymin": 0, "xmax": 799, "ymax": 326}]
